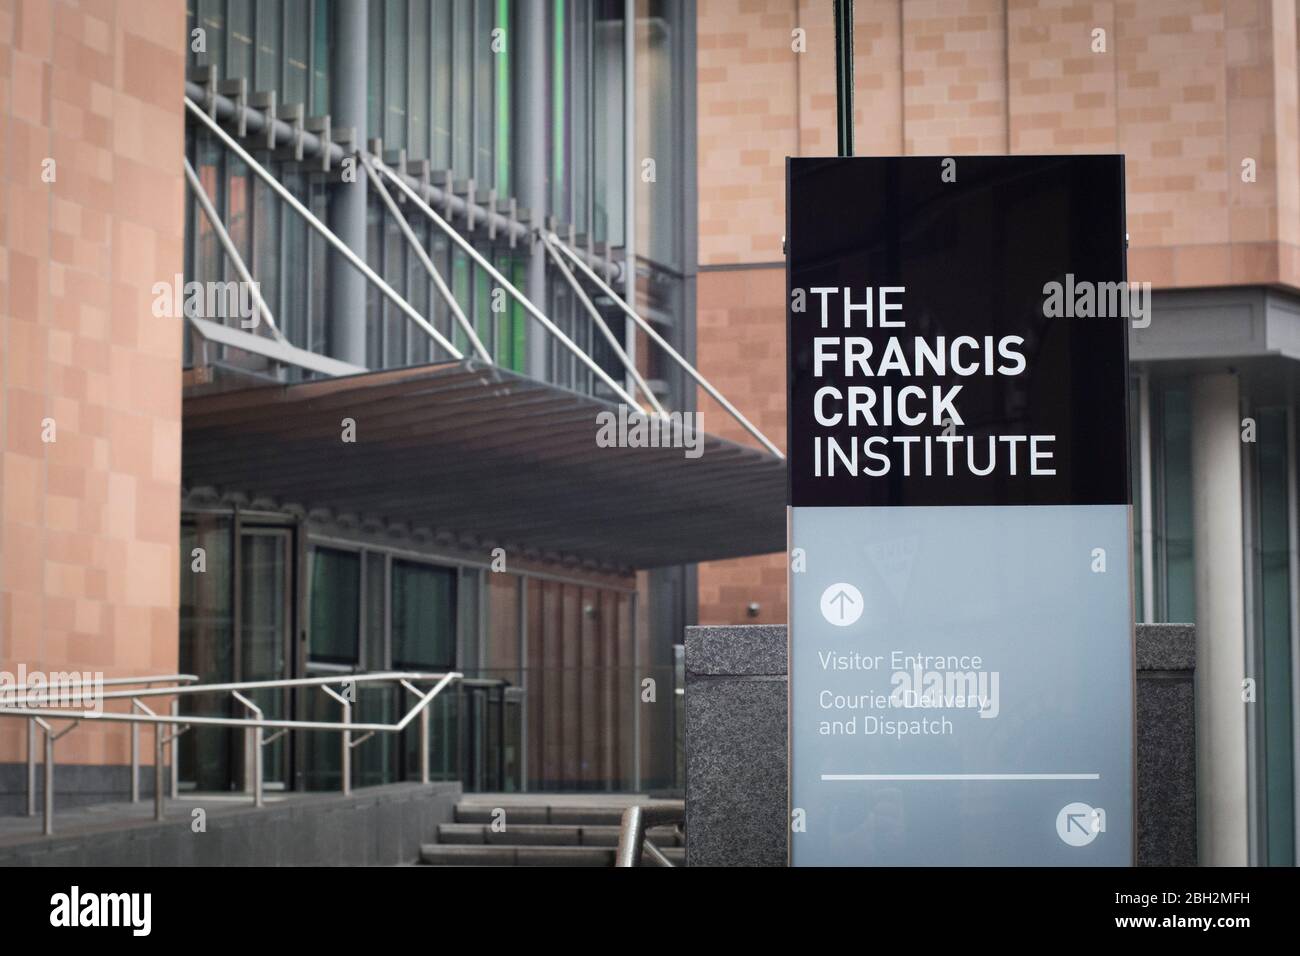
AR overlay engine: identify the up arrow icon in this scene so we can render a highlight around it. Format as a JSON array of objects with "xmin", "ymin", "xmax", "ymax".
[{"xmin": 819, "ymin": 583, "xmax": 864, "ymax": 627}]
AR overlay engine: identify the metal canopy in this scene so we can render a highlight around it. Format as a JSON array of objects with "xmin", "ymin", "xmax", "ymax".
[{"xmin": 182, "ymin": 361, "xmax": 786, "ymax": 570}]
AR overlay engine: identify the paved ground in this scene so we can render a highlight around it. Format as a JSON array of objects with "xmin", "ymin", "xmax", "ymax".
[
  {"xmin": 0, "ymin": 790, "xmax": 300, "ymax": 847},
  {"xmin": 0, "ymin": 789, "xmax": 678, "ymax": 848}
]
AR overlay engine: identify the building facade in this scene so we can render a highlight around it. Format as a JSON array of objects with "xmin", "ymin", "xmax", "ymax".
[
  {"xmin": 694, "ymin": 0, "xmax": 1300, "ymax": 866},
  {"xmin": 3, "ymin": 0, "xmax": 784, "ymax": 814}
]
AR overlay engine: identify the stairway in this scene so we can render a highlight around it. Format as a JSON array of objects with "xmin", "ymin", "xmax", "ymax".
[{"xmin": 419, "ymin": 798, "xmax": 686, "ymax": 866}]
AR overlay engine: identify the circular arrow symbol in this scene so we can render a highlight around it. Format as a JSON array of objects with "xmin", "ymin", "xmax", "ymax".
[
  {"xmin": 820, "ymin": 583, "xmax": 864, "ymax": 627},
  {"xmin": 1056, "ymin": 802, "xmax": 1103, "ymax": 847}
]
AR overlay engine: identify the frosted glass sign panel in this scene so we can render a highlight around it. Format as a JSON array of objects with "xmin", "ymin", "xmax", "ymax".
[{"xmin": 786, "ymin": 156, "xmax": 1135, "ymax": 866}]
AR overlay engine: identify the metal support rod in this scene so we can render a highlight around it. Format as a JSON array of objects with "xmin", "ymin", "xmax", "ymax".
[
  {"xmin": 183, "ymin": 82, "xmax": 634, "ymax": 279},
  {"xmin": 541, "ymin": 232, "xmax": 667, "ymax": 417},
  {"xmin": 548, "ymin": 235, "xmax": 786, "ymax": 458},
  {"xmin": 42, "ymin": 722, "xmax": 53, "ymax": 836},
  {"xmin": 183, "ymin": 157, "xmax": 285, "ymax": 342},
  {"xmin": 420, "ymin": 705, "xmax": 430, "ymax": 785},
  {"xmin": 624, "ymin": 0, "xmax": 638, "ymax": 396},
  {"xmin": 321, "ymin": 684, "xmax": 352, "ymax": 795},
  {"xmin": 231, "ymin": 691, "xmax": 264, "ymax": 808},
  {"xmin": 615, "ymin": 805, "xmax": 645, "ymax": 867},
  {"xmin": 833, "ymin": 0, "xmax": 855, "ymax": 157},
  {"xmin": 26, "ymin": 719, "xmax": 36, "ymax": 817},
  {"xmin": 130, "ymin": 702, "xmax": 140, "ymax": 803},
  {"xmin": 358, "ymin": 149, "xmax": 492, "ymax": 363},
  {"xmin": 170, "ymin": 699, "xmax": 180, "ymax": 800},
  {"xmin": 328, "ymin": 0, "xmax": 368, "ymax": 365},
  {"xmin": 184, "ymin": 97, "xmax": 463, "ymax": 361},
  {"xmin": 134, "ymin": 699, "xmax": 162, "ymax": 819},
  {"xmin": 370, "ymin": 158, "xmax": 645, "ymax": 412},
  {"xmin": 342, "ymin": 700, "xmax": 351, "ymax": 795},
  {"xmin": 153, "ymin": 718, "xmax": 165, "ymax": 822},
  {"xmin": 400, "ymin": 679, "xmax": 430, "ymax": 784}
]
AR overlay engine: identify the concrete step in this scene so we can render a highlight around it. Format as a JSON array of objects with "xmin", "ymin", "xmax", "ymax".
[
  {"xmin": 437, "ymin": 822, "xmax": 683, "ymax": 847},
  {"xmin": 420, "ymin": 844, "xmax": 615, "ymax": 866},
  {"xmin": 452, "ymin": 804, "xmax": 628, "ymax": 826},
  {"xmin": 418, "ymin": 843, "xmax": 687, "ymax": 867}
]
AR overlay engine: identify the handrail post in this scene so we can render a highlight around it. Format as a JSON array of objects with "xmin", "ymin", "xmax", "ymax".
[
  {"xmin": 342, "ymin": 700, "xmax": 352, "ymax": 796},
  {"xmin": 26, "ymin": 718, "xmax": 36, "ymax": 817},
  {"xmin": 43, "ymin": 725, "xmax": 54, "ymax": 836},
  {"xmin": 153, "ymin": 720, "xmax": 165, "ymax": 822},
  {"xmin": 321, "ymin": 684, "xmax": 352, "ymax": 796},
  {"xmin": 170, "ymin": 699, "xmax": 180, "ymax": 799},
  {"xmin": 615, "ymin": 805, "xmax": 645, "ymax": 867},
  {"xmin": 420, "ymin": 703, "xmax": 430, "ymax": 785},
  {"xmin": 129, "ymin": 698, "xmax": 140, "ymax": 803},
  {"xmin": 231, "ymin": 691, "xmax": 264, "ymax": 808}
]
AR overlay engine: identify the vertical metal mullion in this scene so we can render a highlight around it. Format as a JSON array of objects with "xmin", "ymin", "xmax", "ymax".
[
  {"xmin": 519, "ymin": 573, "xmax": 528, "ymax": 792},
  {"xmin": 230, "ymin": 506, "xmax": 243, "ymax": 791},
  {"xmin": 1241, "ymin": 392, "xmax": 1261, "ymax": 865},
  {"xmin": 1139, "ymin": 370, "xmax": 1155, "ymax": 624},
  {"xmin": 622, "ymin": 0, "xmax": 636, "ymax": 398},
  {"xmin": 470, "ymin": 0, "xmax": 479, "ymax": 177},
  {"xmin": 1286, "ymin": 400, "xmax": 1300, "ymax": 862},
  {"xmin": 358, "ymin": 547, "xmax": 368, "ymax": 669},
  {"xmin": 306, "ymin": 0, "xmax": 314, "ymax": 109},
  {"xmin": 280, "ymin": 0, "xmax": 290, "ymax": 96},
  {"xmin": 1152, "ymin": 383, "xmax": 1169, "ymax": 622}
]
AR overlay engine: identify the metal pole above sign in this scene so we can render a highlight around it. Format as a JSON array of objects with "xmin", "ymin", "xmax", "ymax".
[{"xmin": 833, "ymin": 0, "xmax": 854, "ymax": 157}]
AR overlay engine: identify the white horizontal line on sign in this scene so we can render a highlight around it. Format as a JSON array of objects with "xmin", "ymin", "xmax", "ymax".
[{"xmin": 821, "ymin": 773, "xmax": 1101, "ymax": 781}]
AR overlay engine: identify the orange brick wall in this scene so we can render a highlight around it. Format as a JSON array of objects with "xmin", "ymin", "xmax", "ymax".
[
  {"xmin": 0, "ymin": 0, "xmax": 185, "ymax": 766},
  {"xmin": 695, "ymin": 0, "xmax": 1300, "ymax": 624}
]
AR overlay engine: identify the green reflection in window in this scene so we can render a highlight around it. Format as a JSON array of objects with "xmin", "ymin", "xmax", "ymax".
[{"xmin": 309, "ymin": 547, "xmax": 360, "ymax": 663}]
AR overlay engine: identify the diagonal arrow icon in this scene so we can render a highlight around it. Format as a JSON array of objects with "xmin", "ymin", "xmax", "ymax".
[{"xmin": 1066, "ymin": 813, "xmax": 1090, "ymax": 835}]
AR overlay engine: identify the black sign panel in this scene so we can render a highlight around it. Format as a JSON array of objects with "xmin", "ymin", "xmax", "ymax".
[{"xmin": 786, "ymin": 155, "xmax": 1129, "ymax": 508}]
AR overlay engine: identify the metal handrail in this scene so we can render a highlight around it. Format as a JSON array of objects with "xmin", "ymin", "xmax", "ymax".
[
  {"xmin": 614, "ymin": 801, "xmax": 685, "ymax": 867},
  {"xmin": 0, "ymin": 670, "xmax": 463, "ymax": 836}
]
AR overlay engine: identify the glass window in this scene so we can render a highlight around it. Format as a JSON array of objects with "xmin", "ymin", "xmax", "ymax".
[
  {"xmin": 392, "ymin": 560, "xmax": 456, "ymax": 667},
  {"xmin": 592, "ymin": 6, "xmax": 625, "ymax": 246},
  {"xmin": 310, "ymin": 0, "xmax": 331, "ymax": 115},
  {"xmin": 493, "ymin": 0, "xmax": 510, "ymax": 194},
  {"xmin": 195, "ymin": 0, "xmax": 227, "ymax": 78},
  {"xmin": 365, "ymin": 552, "xmax": 387, "ymax": 671},
  {"xmin": 1157, "ymin": 384, "xmax": 1195, "ymax": 622},
  {"xmin": 254, "ymin": 0, "xmax": 282, "ymax": 91},
  {"xmin": 474, "ymin": 0, "xmax": 494, "ymax": 185},
  {"xmin": 431, "ymin": 2, "xmax": 452, "ymax": 168},
  {"xmin": 178, "ymin": 516, "xmax": 233, "ymax": 791},
  {"xmin": 410, "ymin": 0, "xmax": 429, "ymax": 160},
  {"xmin": 384, "ymin": 0, "xmax": 409, "ymax": 150},
  {"xmin": 283, "ymin": 0, "xmax": 310, "ymax": 105},
  {"xmin": 1257, "ymin": 409, "xmax": 1295, "ymax": 865},
  {"xmin": 309, "ymin": 547, "xmax": 361, "ymax": 663},
  {"xmin": 550, "ymin": 0, "xmax": 568, "ymax": 219},
  {"xmin": 1129, "ymin": 375, "xmax": 1143, "ymax": 620},
  {"xmin": 635, "ymin": 0, "xmax": 680, "ymax": 268},
  {"xmin": 452, "ymin": 0, "xmax": 473, "ymax": 174},
  {"xmin": 226, "ymin": 0, "xmax": 253, "ymax": 81}
]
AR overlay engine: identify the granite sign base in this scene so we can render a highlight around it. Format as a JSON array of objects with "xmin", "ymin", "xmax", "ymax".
[{"xmin": 685, "ymin": 623, "xmax": 1196, "ymax": 867}]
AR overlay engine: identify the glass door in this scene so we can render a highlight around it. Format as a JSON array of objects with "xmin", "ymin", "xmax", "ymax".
[{"xmin": 239, "ymin": 528, "xmax": 293, "ymax": 789}]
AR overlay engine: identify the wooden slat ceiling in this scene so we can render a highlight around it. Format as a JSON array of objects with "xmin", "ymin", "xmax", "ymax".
[{"xmin": 182, "ymin": 361, "xmax": 786, "ymax": 570}]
